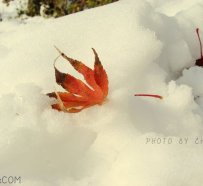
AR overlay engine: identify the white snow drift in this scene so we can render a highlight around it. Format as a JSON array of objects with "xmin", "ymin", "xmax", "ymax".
[{"xmin": 1, "ymin": 0, "xmax": 203, "ymax": 185}]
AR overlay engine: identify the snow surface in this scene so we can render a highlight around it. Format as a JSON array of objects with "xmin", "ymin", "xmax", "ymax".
[{"xmin": 1, "ymin": 0, "xmax": 203, "ymax": 185}]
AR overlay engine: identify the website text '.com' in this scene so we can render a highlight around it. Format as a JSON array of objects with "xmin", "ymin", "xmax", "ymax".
[{"xmin": 0, "ymin": 176, "xmax": 21, "ymax": 184}]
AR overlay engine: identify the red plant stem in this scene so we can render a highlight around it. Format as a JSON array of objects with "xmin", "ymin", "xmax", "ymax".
[
  {"xmin": 196, "ymin": 28, "xmax": 203, "ymax": 58},
  {"xmin": 134, "ymin": 94, "xmax": 163, "ymax": 99}
]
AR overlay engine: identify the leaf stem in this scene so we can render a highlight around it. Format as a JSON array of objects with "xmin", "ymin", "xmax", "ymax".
[
  {"xmin": 134, "ymin": 94, "xmax": 163, "ymax": 99},
  {"xmin": 196, "ymin": 28, "xmax": 203, "ymax": 58}
]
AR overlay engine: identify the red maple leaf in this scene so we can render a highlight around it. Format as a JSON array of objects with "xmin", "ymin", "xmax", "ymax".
[{"xmin": 48, "ymin": 47, "xmax": 108, "ymax": 113}]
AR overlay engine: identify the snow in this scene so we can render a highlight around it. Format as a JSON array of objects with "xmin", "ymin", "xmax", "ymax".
[{"xmin": 1, "ymin": 0, "xmax": 203, "ymax": 185}]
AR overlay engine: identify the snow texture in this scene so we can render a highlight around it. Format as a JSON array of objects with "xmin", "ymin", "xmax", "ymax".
[{"xmin": 1, "ymin": 0, "xmax": 203, "ymax": 185}]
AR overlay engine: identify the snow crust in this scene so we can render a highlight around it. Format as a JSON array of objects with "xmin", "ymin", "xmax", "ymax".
[{"xmin": 1, "ymin": 0, "xmax": 203, "ymax": 185}]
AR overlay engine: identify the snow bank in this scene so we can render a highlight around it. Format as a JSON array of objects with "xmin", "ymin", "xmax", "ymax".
[{"xmin": 1, "ymin": 0, "xmax": 203, "ymax": 185}]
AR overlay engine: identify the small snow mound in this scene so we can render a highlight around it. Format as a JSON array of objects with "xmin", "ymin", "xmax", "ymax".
[{"xmin": 0, "ymin": 83, "xmax": 96, "ymax": 182}]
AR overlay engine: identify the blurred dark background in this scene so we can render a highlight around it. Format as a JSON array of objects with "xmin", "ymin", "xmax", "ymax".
[{"xmin": 3, "ymin": 0, "xmax": 118, "ymax": 18}]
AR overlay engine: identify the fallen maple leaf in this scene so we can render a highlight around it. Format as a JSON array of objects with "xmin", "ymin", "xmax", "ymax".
[
  {"xmin": 195, "ymin": 28, "xmax": 203, "ymax": 66},
  {"xmin": 48, "ymin": 47, "xmax": 108, "ymax": 113}
]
